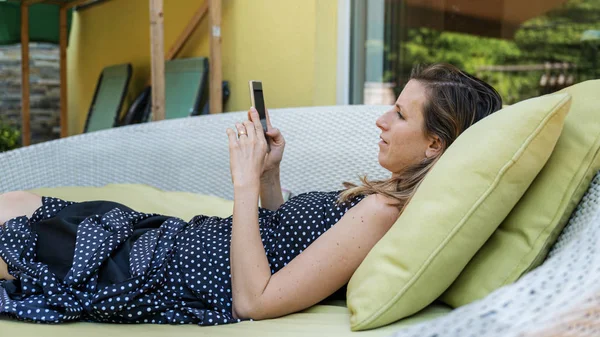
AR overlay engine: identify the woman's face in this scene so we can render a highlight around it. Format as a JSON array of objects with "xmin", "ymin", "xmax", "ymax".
[{"xmin": 376, "ymin": 80, "xmax": 440, "ymax": 176}]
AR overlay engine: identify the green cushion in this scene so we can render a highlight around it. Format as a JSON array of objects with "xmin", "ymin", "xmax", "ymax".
[
  {"xmin": 86, "ymin": 64, "xmax": 131, "ymax": 133},
  {"xmin": 346, "ymin": 92, "xmax": 572, "ymax": 330},
  {"xmin": 20, "ymin": 183, "xmax": 451, "ymax": 335},
  {"xmin": 441, "ymin": 80, "xmax": 600, "ymax": 307}
]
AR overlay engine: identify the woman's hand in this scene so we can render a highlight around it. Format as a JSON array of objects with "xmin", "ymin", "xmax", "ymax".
[
  {"xmin": 246, "ymin": 107, "xmax": 286, "ymax": 177},
  {"xmin": 226, "ymin": 109, "xmax": 269, "ymax": 189}
]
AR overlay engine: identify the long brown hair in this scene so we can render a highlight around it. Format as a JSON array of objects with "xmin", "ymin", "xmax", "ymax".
[{"xmin": 337, "ymin": 63, "xmax": 502, "ymax": 211}]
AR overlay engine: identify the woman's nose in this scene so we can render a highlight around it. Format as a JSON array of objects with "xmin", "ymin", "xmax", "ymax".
[{"xmin": 376, "ymin": 113, "xmax": 388, "ymax": 130}]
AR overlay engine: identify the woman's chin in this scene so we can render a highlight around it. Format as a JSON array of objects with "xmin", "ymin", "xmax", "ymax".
[{"xmin": 377, "ymin": 155, "xmax": 388, "ymax": 171}]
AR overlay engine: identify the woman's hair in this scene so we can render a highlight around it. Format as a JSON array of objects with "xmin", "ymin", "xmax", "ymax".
[{"xmin": 337, "ymin": 63, "xmax": 502, "ymax": 211}]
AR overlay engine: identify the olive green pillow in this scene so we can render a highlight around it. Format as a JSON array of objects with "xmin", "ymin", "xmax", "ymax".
[
  {"xmin": 28, "ymin": 184, "xmax": 234, "ymax": 220},
  {"xmin": 346, "ymin": 92, "xmax": 572, "ymax": 331},
  {"xmin": 442, "ymin": 80, "xmax": 600, "ymax": 307}
]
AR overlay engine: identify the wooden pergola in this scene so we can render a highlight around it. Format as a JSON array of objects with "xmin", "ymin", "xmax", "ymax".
[{"xmin": 18, "ymin": 0, "xmax": 222, "ymax": 146}]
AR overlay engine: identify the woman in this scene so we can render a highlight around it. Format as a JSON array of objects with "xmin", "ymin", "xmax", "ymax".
[{"xmin": 0, "ymin": 63, "xmax": 502, "ymax": 325}]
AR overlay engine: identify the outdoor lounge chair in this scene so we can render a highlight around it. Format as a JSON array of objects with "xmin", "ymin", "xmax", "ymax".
[
  {"xmin": 0, "ymin": 105, "xmax": 599, "ymax": 336},
  {"xmin": 140, "ymin": 57, "xmax": 209, "ymax": 122},
  {"xmin": 83, "ymin": 63, "xmax": 132, "ymax": 133},
  {"xmin": 121, "ymin": 58, "xmax": 227, "ymax": 126}
]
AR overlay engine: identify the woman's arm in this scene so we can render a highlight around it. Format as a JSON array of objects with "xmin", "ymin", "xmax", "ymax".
[
  {"xmin": 227, "ymin": 109, "xmax": 396, "ymax": 320},
  {"xmin": 259, "ymin": 170, "xmax": 285, "ymax": 211},
  {"xmin": 230, "ymin": 183, "xmax": 269, "ymax": 319},
  {"xmin": 230, "ymin": 193, "xmax": 400, "ymax": 320}
]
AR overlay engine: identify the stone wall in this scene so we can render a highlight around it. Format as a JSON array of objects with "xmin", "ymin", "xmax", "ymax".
[{"xmin": 0, "ymin": 43, "xmax": 60, "ymax": 145}]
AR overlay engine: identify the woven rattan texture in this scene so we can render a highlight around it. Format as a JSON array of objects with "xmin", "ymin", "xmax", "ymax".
[{"xmin": 0, "ymin": 105, "xmax": 389, "ymax": 198}]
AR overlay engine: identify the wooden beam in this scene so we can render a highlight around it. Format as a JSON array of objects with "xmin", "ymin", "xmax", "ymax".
[
  {"xmin": 23, "ymin": 0, "xmax": 48, "ymax": 6},
  {"xmin": 209, "ymin": 0, "xmax": 222, "ymax": 114},
  {"xmin": 20, "ymin": 3, "xmax": 31, "ymax": 147},
  {"xmin": 59, "ymin": 6, "xmax": 68, "ymax": 137},
  {"xmin": 166, "ymin": 1, "xmax": 208, "ymax": 61},
  {"xmin": 149, "ymin": 0, "xmax": 165, "ymax": 121},
  {"xmin": 143, "ymin": 0, "xmax": 208, "ymax": 87},
  {"xmin": 23, "ymin": 0, "xmax": 96, "ymax": 9},
  {"xmin": 62, "ymin": 0, "xmax": 95, "ymax": 9}
]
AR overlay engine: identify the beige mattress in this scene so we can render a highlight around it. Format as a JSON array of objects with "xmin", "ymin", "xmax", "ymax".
[{"xmin": 0, "ymin": 302, "xmax": 450, "ymax": 337}]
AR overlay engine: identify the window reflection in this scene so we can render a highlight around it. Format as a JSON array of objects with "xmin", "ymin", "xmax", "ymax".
[{"xmin": 352, "ymin": 0, "xmax": 600, "ymax": 105}]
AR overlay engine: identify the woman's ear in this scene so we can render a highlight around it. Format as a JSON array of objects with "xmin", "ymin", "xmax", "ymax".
[{"xmin": 425, "ymin": 135, "xmax": 443, "ymax": 159}]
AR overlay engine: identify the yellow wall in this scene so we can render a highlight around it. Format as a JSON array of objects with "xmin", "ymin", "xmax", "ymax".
[{"xmin": 67, "ymin": 0, "xmax": 339, "ymax": 136}]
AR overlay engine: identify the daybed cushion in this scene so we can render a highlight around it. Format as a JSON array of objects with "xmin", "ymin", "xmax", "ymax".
[
  {"xmin": 346, "ymin": 92, "xmax": 572, "ymax": 330},
  {"xmin": 0, "ymin": 300, "xmax": 449, "ymax": 337},
  {"xmin": 439, "ymin": 80, "xmax": 600, "ymax": 307},
  {"xmin": 19, "ymin": 183, "xmax": 450, "ymax": 336},
  {"xmin": 30, "ymin": 184, "xmax": 235, "ymax": 219}
]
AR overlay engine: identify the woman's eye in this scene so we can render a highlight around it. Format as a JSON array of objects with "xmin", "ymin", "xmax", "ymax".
[{"xmin": 396, "ymin": 111, "xmax": 404, "ymax": 119}]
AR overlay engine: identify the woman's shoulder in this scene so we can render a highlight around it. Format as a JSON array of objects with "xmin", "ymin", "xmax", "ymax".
[
  {"xmin": 336, "ymin": 189, "xmax": 397, "ymax": 205},
  {"xmin": 356, "ymin": 193, "xmax": 401, "ymax": 217}
]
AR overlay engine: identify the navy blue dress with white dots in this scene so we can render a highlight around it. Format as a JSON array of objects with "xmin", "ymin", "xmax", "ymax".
[{"xmin": 0, "ymin": 190, "xmax": 365, "ymax": 325}]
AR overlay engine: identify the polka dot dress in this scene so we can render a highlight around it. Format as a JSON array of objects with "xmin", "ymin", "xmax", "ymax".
[{"xmin": 0, "ymin": 190, "xmax": 365, "ymax": 325}]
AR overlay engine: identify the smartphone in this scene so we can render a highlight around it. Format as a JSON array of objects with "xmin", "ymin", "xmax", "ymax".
[{"xmin": 249, "ymin": 80, "xmax": 271, "ymax": 152}]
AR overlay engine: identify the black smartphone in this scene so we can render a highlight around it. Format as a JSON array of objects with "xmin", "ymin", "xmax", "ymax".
[{"xmin": 249, "ymin": 80, "xmax": 271, "ymax": 152}]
